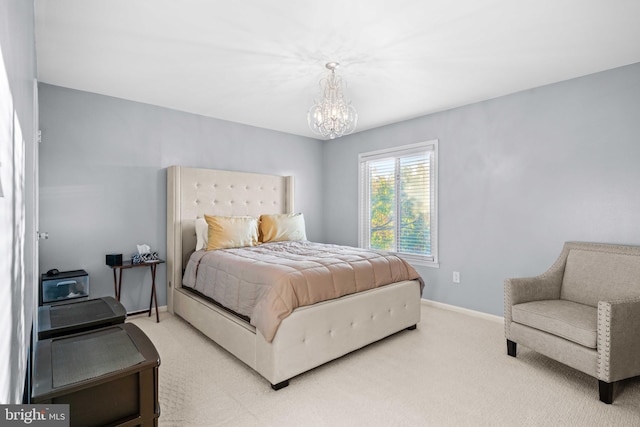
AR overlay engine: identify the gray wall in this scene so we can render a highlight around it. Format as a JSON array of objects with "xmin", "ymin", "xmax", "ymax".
[
  {"xmin": 40, "ymin": 62, "xmax": 640, "ymax": 320},
  {"xmin": 323, "ymin": 62, "xmax": 640, "ymax": 316},
  {"xmin": 38, "ymin": 84, "xmax": 323, "ymax": 313},
  {"xmin": 0, "ymin": 0, "xmax": 37, "ymax": 403}
]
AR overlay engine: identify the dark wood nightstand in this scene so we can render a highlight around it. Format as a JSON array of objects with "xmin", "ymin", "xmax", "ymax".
[
  {"xmin": 38, "ymin": 296, "xmax": 126, "ymax": 340},
  {"xmin": 32, "ymin": 323, "xmax": 160, "ymax": 426}
]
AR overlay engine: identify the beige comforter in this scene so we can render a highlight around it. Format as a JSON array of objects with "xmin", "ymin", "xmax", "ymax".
[{"xmin": 183, "ymin": 241, "xmax": 423, "ymax": 342}]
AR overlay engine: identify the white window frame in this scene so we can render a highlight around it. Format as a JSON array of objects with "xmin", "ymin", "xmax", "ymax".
[{"xmin": 358, "ymin": 140, "xmax": 439, "ymax": 268}]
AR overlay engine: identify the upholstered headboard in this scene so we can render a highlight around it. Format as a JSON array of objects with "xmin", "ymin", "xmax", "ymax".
[{"xmin": 166, "ymin": 166, "xmax": 293, "ymax": 310}]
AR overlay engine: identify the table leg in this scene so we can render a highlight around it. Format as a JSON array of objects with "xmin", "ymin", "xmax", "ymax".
[
  {"xmin": 147, "ymin": 267, "xmax": 153, "ymax": 317},
  {"xmin": 118, "ymin": 268, "xmax": 123, "ymax": 302},
  {"xmin": 113, "ymin": 269, "xmax": 119, "ymax": 300},
  {"xmin": 149, "ymin": 264, "xmax": 159, "ymax": 323}
]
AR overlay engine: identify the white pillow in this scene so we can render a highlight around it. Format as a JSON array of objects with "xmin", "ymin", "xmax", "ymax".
[{"xmin": 195, "ymin": 217, "xmax": 209, "ymax": 251}]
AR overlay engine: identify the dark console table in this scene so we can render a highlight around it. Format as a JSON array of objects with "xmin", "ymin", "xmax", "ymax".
[
  {"xmin": 32, "ymin": 323, "xmax": 160, "ymax": 426},
  {"xmin": 108, "ymin": 260, "xmax": 164, "ymax": 322}
]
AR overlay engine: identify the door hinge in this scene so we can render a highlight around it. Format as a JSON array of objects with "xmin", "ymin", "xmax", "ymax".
[
  {"xmin": 37, "ymin": 130, "xmax": 42, "ymax": 143},
  {"xmin": 37, "ymin": 231, "xmax": 49, "ymax": 240}
]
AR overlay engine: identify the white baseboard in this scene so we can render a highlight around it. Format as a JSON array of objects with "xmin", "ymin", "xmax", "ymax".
[
  {"xmin": 127, "ymin": 305, "xmax": 168, "ymax": 319},
  {"xmin": 421, "ymin": 299, "xmax": 503, "ymax": 324}
]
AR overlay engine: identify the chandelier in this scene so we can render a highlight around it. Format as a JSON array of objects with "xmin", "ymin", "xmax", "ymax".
[{"xmin": 307, "ymin": 62, "xmax": 358, "ymax": 139}]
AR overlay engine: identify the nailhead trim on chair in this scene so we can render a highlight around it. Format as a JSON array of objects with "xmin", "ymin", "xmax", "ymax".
[
  {"xmin": 597, "ymin": 296, "xmax": 640, "ymax": 382},
  {"xmin": 504, "ymin": 280, "xmax": 511, "ymax": 339},
  {"xmin": 597, "ymin": 302, "xmax": 612, "ymax": 381}
]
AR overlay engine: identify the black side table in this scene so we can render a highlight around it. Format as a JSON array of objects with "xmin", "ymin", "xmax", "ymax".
[{"xmin": 108, "ymin": 260, "xmax": 164, "ymax": 322}]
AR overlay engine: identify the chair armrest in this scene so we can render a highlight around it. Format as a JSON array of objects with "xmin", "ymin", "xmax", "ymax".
[
  {"xmin": 504, "ymin": 275, "xmax": 563, "ymax": 338},
  {"xmin": 597, "ymin": 297, "xmax": 640, "ymax": 382},
  {"xmin": 505, "ymin": 276, "xmax": 563, "ymax": 306},
  {"xmin": 504, "ymin": 244, "xmax": 567, "ymax": 336},
  {"xmin": 505, "ymin": 245, "xmax": 567, "ymax": 309}
]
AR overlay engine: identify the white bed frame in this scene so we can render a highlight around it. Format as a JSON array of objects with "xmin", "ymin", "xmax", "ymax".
[{"xmin": 166, "ymin": 165, "xmax": 421, "ymax": 389}]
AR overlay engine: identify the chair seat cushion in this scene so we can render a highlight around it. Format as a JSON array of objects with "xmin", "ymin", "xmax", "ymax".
[{"xmin": 511, "ymin": 300, "xmax": 597, "ymax": 348}]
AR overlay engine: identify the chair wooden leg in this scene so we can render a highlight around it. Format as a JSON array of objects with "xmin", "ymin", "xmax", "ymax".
[
  {"xmin": 507, "ymin": 339, "xmax": 517, "ymax": 357},
  {"xmin": 271, "ymin": 380, "xmax": 289, "ymax": 391},
  {"xmin": 599, "ymin": 380, "xmax": 614, "ymax": 404}
]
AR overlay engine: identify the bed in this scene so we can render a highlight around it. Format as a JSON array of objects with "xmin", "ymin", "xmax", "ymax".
[{"xmin": 166, "ymin": 165, "xmax": 423, "ymax": 389}]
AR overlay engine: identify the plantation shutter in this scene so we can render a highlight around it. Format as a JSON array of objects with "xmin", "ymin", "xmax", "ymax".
[
  {"xmin": 359, "ymin": 141, "xmax": 437, "ymax": 265},
  {"xmin": 399, "ymin": 152, "xmax": 431, "ymax": 255}
]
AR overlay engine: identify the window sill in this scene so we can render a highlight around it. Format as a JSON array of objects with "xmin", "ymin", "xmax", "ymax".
[{"xmin": 392, "ymin": 252, "xmax": 439, "ymax": 269}]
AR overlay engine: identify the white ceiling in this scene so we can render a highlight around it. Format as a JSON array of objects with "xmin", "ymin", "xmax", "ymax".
[{"xmin": 34, "ymin": 0, "xmax": 640, "ymax": 139}]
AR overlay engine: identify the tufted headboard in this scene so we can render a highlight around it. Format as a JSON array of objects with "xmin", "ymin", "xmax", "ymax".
[{"xmin": 166, "ymin": 166, "xmax": 294, "ymax": 308}]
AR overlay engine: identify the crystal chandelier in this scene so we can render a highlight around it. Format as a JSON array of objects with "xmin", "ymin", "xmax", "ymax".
[{"xmin": 307, "ymin": 62, "xmax": 358, "ymax": 139}]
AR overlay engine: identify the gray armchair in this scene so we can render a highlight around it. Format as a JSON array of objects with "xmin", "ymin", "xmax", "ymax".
[{"xmin": 504, "ymin": 241, "xmax": 640, "ymax": 403}]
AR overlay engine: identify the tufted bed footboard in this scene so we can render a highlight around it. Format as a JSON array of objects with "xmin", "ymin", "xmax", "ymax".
[{"xmin": 173, "ymin": 278, "xmax": 421, "ymax": 388}]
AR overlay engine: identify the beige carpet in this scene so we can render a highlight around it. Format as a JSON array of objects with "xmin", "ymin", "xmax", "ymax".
[{"xmin": 129, "ymin": 304, "xmax": 640, "ymax": 426}]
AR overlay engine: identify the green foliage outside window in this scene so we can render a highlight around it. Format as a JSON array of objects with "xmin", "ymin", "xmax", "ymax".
[
  {"xmin": 369, "ymin": 159, "xmax": 431, "ymax": 255},
  {"xmin": 370, "ymin": 175, "xmax": 395, "ymax": 251}
]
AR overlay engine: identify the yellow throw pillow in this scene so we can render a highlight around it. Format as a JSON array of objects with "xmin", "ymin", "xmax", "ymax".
[
  {"xmin": 259, "ymin": 213, "xmax": 307, "ymax": 243},
  {"xmin": 205, "ymin": 215, "xmax": 258, "ymax": 250}
]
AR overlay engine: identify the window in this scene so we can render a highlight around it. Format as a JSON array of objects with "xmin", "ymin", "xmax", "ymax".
[{"xmin": 358, "ymin": 140, "xmax": 438, "ymax": 267}]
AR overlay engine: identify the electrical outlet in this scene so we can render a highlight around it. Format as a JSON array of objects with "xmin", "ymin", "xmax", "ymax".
[{"xmin": 453, "ymin": 271, "xmax": 460, "ymax": 283}]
